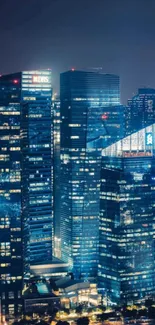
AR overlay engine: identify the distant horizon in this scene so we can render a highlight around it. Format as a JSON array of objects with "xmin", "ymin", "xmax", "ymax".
[{"xmin": 1, "ymin": 66, "xmax": 154, "ymax": 106}]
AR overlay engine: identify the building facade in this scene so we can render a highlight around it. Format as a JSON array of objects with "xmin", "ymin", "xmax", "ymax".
[
  {"xmin": 53, "ymin": 97, "xmax": 61, "ymax": 258},
  {"xmin": 20, "ymin": 70, "xmax": 53, "ymax": 275},
  {"xmin": 60, "ymin": 70, "xmax": 120, "ymax": 278},
  {"xmin": 100, "ymin": 105, "xmax": 125, "ymax": 148},
  {"xmin": 125, "ymin": 88, "xmax": 155, "ymax": 136},
  {"xmin": 99, "ymin": 125, "xmax": 155, "ymax": 304},
  {"xmin": 0, "ymin": 103, "xmax": 22, "ymax": 318},
  {"xmin": 0, "ymin": 70, "xmax": 53, "ymax": 317}
]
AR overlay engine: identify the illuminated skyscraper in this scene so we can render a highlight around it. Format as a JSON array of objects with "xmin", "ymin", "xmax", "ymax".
[
  {"xmin": 0, "ymin": 70, "xmax": 53, "ymax": 317},
  {"xmin": 99, "ymin": 125, "xmax": 155, "ymax": 304},
  {"xmin": 100, "ymin": 105, "xmax": 125, "ymax": 148},
  {"xmin": 125, "ymin": 88, "xmax": 155, "ymax": 136},
  {"xmin": 53, "ymin": 97, "xmax": 61, "ymax": 258},
  {"xmin": 20, "ymin": 71, "xmax": 53, "ymax": 275},
  {"xmin": 60, "ymin": 70, "xmax": 120, "ymax": 278},
  {"xmin": 0, "ymin": 103, "xmax": 22, "ymax": 318}
]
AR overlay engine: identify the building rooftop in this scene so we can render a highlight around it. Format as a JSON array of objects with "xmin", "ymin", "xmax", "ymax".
[
  {"xmin": 102, "ymin": 124, "xmax": 155, "ymax": 158},
  {"xmin": 30, "ymin": 257, "xmax": 68, "ymax": 266}
]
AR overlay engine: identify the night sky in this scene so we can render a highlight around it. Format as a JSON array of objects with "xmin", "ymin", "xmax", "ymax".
[{"xmin": 0, "ymin": 0, "xmax": 155, "ymax": 103}]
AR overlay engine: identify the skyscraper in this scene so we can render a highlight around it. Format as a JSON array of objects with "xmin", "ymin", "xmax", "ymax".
[
  {"xmin": 0, "ymin": 70, "xmax": 53, "ymax": 317},
  {"xmin": 100, "ymin": 105, "xmax": 125, "ymax": 148},
  {"xmin": 0, "ymin": 103, "xmax": 22, "ymax": 318},
  {"xmin": 60, "ymin": 70, "xmax": 120, "ymax": 278},
  {"xmin": 20, "ymin": 71, "xmax": 53, "ymax": 275},
  {"xmin": 125, "ymin": 88, "xmax": 155, "ymax": 136},
  {"xmin": 99, "ymin": 125, "xmax": 155, "ymax": 304},
  {"xmin": 53, "ymin": 97, "xmax": 61, "ymax": 258}
]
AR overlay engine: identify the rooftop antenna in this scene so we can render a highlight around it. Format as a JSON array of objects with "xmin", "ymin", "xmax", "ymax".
[{"xmin": 89, "ymin": 67, "xmax": 103, "ymax": 72}]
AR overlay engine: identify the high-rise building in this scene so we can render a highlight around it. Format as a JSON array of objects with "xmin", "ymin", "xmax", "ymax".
[
  {"xmin": 53, "ymin": 97, "xmax": 61, "ymax": 258},
  {"xmin": 60, "ymin": 70, "xmax": 120, "ymax": 278},
  {"xmin": 99, "ymin": 124, "xmax": 155, "ymax": 304},
  {"xmin": 100, "ymin": 105, "xmax": 125, "ymax": 148},
  {"xmin": 0, "ymin": 70, "xmax": 53, "ymax": 317},
  {"xmin": 0, "ymin": 103, "xmax": 22, "ymax": 318},
  {"xmin": 125, "ymin": 88, "xmax": 155, "ymax": 136}
]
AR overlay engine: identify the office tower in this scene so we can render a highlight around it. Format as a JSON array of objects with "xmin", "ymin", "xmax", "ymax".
[
  {"xmin": 0, "ymin": 70, "xmax": 53, "ymax": 317},
  {"xmin": 0, "ymin": 103, "xmax": 22, "ymax": 318},
  {"xmin": 53, "ymin": 97, "xmax": 61, "ymax": 258},
  {"xmin": 99, "ymin": 125, "xmax": 155, "ymax": 304},
  {"xmin": 101, "ymin": 105, "xmax": 125, "ymax": 148},
  {"xmin": 60, "ymin": 70, "xmax": 120, "ymax": 278},
  {"xmin": 20, "ymin": 71, "xmax": 53, "ymax": 274},
  {"xmin": 125, "ymin": 88, "xmax": 155, "ymax": 136}
]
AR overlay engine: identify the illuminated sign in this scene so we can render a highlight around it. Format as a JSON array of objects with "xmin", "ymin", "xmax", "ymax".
[
  {"xmin": 32, "ymin": 76, "xmax": 49, "ymax": 83},
  {"xmin": 146, "ymin": 132, "xmax": 153, "ymax": 146}
]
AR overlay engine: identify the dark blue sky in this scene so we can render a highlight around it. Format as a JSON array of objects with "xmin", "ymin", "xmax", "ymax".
[{"xmin": 0, "ymin": 0, "xmax": 155, "ymax": 103}]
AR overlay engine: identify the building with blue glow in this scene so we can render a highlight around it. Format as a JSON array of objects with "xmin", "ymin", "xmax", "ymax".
[
  {"xmin": 0, "ymin": 70, "xmax": 53, "ymax": 317},
  {"xmin": 0, "ymin": 103, "xmax": 22, "ymax": 317},
  {"xmin": 20, "ymin": 70, "xmax": 53, "ymax": 274},
  {"xmin": 60, "ymin": 70, "xmax": 120, "ymax": 278},
  {"xmin": 100, "ymin": 105, "xmax": 125, "ymax": 148},
  {"xmin": 53, "ymin": 97, "xmax": 61, "ymax": 258},
  {"xmin": 125, "ymin": 88, "xmax": 155, "ymax": 136},
  {"xmin": 99, "ymin": 124, "xmax": 155, "ymax": 304}
]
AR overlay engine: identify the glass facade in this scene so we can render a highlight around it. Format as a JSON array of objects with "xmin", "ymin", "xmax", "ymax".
[
  {"xmin": 20, "ymin": 70, "xmax": 53, "ymax": 276},
  {"xmin": 125, "ymin": 88, "xmax": 155, "ymax": 136},
  {"xmin": 100, "ymin": 105, "xmax": 125, "ymax": 149},
  {"xmin": 0, "ymin": 103, "xmax": 22, "ymax": 317},
  {"xmin": 0, "ymin": 70, "xmax": 53, "ymax": 317},
  {"xmin": 53, "ymin": 98, "xmax": 61, "ymax": 258},
  {"xmin": 99, "ymin": 124, "xmax": 155, "ymax": 304},
  {"xmin": 60, "ymin": 70, "xmax": 120, "ymax": 278}
]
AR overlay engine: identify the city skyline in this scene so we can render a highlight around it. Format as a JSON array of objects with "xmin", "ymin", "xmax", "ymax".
[
  {"xmin": 1, "ymin": 1, "xmax": 155, "ymax": 322},
  {"xmin": 1, "ymin": 0, "xmax": 155, "ymax": 103},
  {"xmin": 0, "ymin": 67, "xmax": 154, "ymax": 322}
]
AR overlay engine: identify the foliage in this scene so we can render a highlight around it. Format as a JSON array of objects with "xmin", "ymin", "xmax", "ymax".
[
  {"xmin": 76, "ymin": 317, "xmax": 89, "ymax": 325},
  {"xmin": 76, "ymin": 305, "xmax": 83, "ymax": 314},
  {"xmin": 56, "ymin": 321, "xmax": 70, "ymax": 325}
]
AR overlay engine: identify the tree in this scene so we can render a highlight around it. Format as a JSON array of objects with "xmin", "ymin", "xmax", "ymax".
[
  {"xmin": 37, "ymin": 321, "xmax": 49, "ymax": 325},
  {"xmin": 13, "ymin": 319, "xmax": 31, "ymax": 325},
  {"xmin": 56, "ymin": 322, "xmax": 70, "ymax": 325},
  {"xmin": 76, "ymin": 305, "xmax": 83, "ymax": 314},
  {"xmin": 77, "ymin": 317, "xmax": 89, "ymax": 325},
  {"xmin": 97, "ymin": 312, "xmax": 116, "ymax": 324}
]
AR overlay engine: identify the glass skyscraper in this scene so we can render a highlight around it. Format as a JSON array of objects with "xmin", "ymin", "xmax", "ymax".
[
  {"xmin": 125, "ymin": 88, "xmax": 155, "ymax": 136},
  {"xmin": 0, "ymin": 103, "xmax": 22, "ymax": 317},
  {"xmin": 60, "ymin": 70, "xmax": 120, "ymax": 278},
  {"xmin": 100, "ymin": 105, "xmax": 125, "ymax": 148},
  {"xmin": 53, "ymin": 97, "xmax": 61, "ymax": 258},
  {"xmin": 99, "ymin": 124, "xmax": 155, "ymax": 304},
  {"xmin": 20, "ymin": 70, "xmax": 53, "ymax": 276},
  {"xmin": 0, "ymin": 70, "xmax": 53, "ymax": 317}
]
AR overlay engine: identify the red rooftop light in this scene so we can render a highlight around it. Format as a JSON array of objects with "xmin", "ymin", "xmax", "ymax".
[
  {"xmin": 13, "ymin": 79, "xmax": 18, "ymax": 84},
  {"xmin": 101, "ymin": 114, "xmax": 108, "ymax": 120}
]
